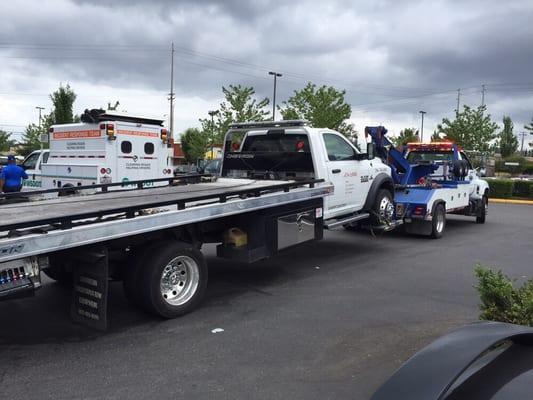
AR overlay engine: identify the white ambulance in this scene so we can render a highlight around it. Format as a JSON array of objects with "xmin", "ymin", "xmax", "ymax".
[{"xmin": 22, "ymin": 110, "xmax": 174, "ymax": 192}]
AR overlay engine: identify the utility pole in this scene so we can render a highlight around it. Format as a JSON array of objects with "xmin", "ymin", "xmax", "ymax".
[
  {"xmin": 481, "ymin": 84, "xmax": 486, "ymax": 108},
  {"xmin": 519, "ymin": 131, "xmax": 527, "ymax": 155},
  {"xmin": 168, "ymin": 42, "xmax": 175, "ymax": 140},
  {"xmin": 36, "ymin": 106, "xmax": 45, "ymax": 151},
  {"xmin": 208, "ymin": 110, "xmax": 219, "ymax": 159},
  {"xmin": 419, "ymin": 110, "xmax": 426, "ymax": 142},
  {"xmin": 268, "ymin": 71, "xmax": 282, "ymax": 120},
  {"xmin": 455, "ymin": 88, "xmax": 461, "ymax": 117}
]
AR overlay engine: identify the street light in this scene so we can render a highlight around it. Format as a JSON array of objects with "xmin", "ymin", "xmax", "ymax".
[
  {"xmin": 419, "ymin": 110, "xmax": 426, "ymax": 142},
  {"xmin": 268, "ymin": 71, "xmax": 282, "ymax": 121},
  {"xmin": 208, "ymin": 110, "xmax": 219, "ymax": 159}
]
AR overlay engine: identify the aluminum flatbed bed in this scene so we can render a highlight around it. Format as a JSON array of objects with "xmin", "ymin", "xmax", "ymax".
[{"xmin": 0, "ymin": 178, "xmax": 322, "ymax": 232}]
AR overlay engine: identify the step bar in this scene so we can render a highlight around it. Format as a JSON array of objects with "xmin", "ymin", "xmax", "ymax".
[{"xmin": 324, "ymin": 212, "xmax": 370, "ymax": 229}]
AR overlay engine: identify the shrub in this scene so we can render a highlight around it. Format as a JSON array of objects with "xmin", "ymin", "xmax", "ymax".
[
  {"xmin": 474, "ymin": 265, "xmax": 533, "ymax": 326},
  {"xmin": 488, "ymin": 179, "xmax": 515, "ymax": 198},
  {"xmin": 513, "ymin": 180, "xmax": 533, "ymax": 198},
  {"xmin": 495, "ymin": 155, "xmax": 533, "ymax": 175}
]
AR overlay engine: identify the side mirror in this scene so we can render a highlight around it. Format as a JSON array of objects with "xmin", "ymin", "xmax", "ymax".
[{"xmin": 367, "ymin": 142, "xmax": 375, "ymax": 160}]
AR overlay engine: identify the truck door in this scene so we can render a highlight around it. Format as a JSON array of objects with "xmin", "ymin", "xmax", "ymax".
[
  {"xmin": 21, "ymin": 151, "xmax": 45, "ymax": 190},
  {"xmin": 322, "ymin": 133, "xmax": 364, "ymax": 214}
]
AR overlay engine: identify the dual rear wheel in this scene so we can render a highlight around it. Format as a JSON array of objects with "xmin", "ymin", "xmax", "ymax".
[{"xmin": 123, "ymin": 241, "xmax": 208, "ymax": 318}]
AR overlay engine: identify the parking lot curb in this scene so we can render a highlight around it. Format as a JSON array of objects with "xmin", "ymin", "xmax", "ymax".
[{"xmin": 490, "ymin": 198, "xmax": 533, "ymax": 205}]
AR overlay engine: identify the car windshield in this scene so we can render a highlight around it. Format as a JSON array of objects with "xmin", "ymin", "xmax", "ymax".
[{"xmin": 406, "ymin": 151, "xmax": 453, "ymax": 163}]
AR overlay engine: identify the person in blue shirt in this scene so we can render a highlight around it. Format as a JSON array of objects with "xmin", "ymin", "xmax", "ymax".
[{"xmin": 1, "ymin": 155, "xmax": 28, "ymax": 193}]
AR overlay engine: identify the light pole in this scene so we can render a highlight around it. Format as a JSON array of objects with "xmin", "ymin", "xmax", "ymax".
[
  {"xmin": 208, "ymin": 110, "xmax": 219, "ymax": 159},
  {"xmin": 419, "ymin": 110, "xmax": 426, "ymax": 142},
  {"xmin": 36, "ymin": 106, "xmax": 45, "ymax": 151},
  {"xmin": 268, "ymin": 71, "xmax": 282, "ymax": 121}
]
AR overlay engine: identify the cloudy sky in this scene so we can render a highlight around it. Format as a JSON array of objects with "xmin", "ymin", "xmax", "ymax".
[{"xmin": 1, "ymin": 0, "xmax": 533, "ymax": 147}]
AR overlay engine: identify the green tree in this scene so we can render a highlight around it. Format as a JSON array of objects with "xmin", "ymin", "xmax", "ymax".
[
  {"xmin": 50, "ymin": 84, "xmax": 77, "ymax": 124},
  {"xmin": 437, "ymin": 105, "xmax": 498, "ymax": 152},
  {"xmin": 392, "ymin": 128, "xmax": 419, "ymax": 147},
  {"xmin": 17, "ymin": 113, "xmax": 54, "ymax": 157},
  {"xmin": 498, "ymin": 116, "xmax": 518, "ymax": 158},
  {"xmin": 18, "ymin": 124, "xmax": 43, "ymax": 157},
  {"xmin": 200, "ymin": 85, "xmax": 270, "ymax": 144},
  {"xmin": 431, "ymin": 131, "xmax": 442, "ymax": 142},
  {"xmin": 180, "ymin": 127, "xmax": 210, "ymax": 163},
  {"xmin": 0, "ymin": 130, "xmax": 15, "ymax": 152},
  {"xmin": 280, "ymin": 82, "xmax": 357, "ymax": 140}
]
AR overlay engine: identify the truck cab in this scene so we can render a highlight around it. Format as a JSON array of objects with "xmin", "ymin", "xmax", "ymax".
[
  {"xmin": 21, "ymin": 150, "xmax": 49, "ymax": 190},
  {"xmin": 221, "ymin": 120, "xmax": 394, "ymax": 224}
]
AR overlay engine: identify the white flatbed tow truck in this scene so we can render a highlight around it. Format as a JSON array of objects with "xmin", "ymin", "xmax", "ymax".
[{"xmin": 0, "ymin": 120, "xmax": 396, "ymax": 329}]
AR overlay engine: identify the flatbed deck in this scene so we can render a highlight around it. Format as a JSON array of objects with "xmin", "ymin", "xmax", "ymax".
[
  {"xmin": 0, "ymin": 178, "xmax": 318, "ymax": 232},
  {"xmin": 0, "ymin": 179, "xmax": 329, "ymax": 263}
]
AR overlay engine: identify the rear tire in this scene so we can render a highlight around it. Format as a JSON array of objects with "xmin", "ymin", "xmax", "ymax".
[
  {"xmin": 42, "ymin": 254, "xmax": 72, "ymax": 285},
  {"xmin": 476, "ymin": 195, "xmax": 488, "ymax": 224},
  {"xmin": 430, "ymin": 203, "xmax": 446, "ymax": 239},
  {"xmin": 137, "ymin": 241, "xmax": 208, "ymax": 318}
]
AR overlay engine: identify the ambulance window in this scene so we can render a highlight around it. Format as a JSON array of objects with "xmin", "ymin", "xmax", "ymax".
[
  {"xmin": 121, "ymin": 141, "xmax": 132, "ymax": 154},
  {"xmin": 144, "ymin": 142, "xmax": 154, "ymax": 155},
  {"xmin": 42, "ymin": 152, "xmax": 49, "ymax": 164}
]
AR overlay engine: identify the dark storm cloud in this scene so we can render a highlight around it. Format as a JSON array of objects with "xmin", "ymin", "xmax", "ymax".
[{"xmin": 1, "ymin": 0, "xmax": 532, "ymax": 129}]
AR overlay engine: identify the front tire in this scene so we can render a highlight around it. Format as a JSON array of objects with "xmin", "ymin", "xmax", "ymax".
[
  {"xmin": 430, "ymin": 203, "xmax": 446, "ymax": 239},
  {"xmin": 137, "ymin": 241, "xmax": 208, "ymax": 318},
  {"xmin": 371, "ymin": 189, "xmax": 394, "ymax": 227}
]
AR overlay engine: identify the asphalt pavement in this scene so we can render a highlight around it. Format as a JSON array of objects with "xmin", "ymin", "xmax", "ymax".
[{"xmin": 1, "ymin": 203, "xmax": 532, "ymax": 400}]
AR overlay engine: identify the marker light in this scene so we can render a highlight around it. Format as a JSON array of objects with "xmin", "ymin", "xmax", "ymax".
[
  {"xmin": 161, "ymin": 128, "xmax": 168, "ymax": 143},
  {"xmin": 106, "ymin": 124, "xmax": 115, "ymax": 140}
]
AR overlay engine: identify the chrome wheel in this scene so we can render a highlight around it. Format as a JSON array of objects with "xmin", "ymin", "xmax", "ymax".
[
  {"xmin": 160, "ymin": 255, "xmax": 200, "ymax": 306},
  {"xmin": 378, "ymin": 196, "xmax": 394, "ymax": 223}
]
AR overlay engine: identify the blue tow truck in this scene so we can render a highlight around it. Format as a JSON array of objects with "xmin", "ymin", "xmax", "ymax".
[{"xmin": 365, "ymin": 126, "xmax": 489, "ymax": 238}]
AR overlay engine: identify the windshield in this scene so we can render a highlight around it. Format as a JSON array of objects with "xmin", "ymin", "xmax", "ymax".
[
  {"xmin": 241, "ymin": 134, "xmax": 310, "ymax": 153},
  {"xmin": 204, "ymin": 159, "xmax": 221, "ymax": 174},
  {"xmin": 406, "ymin": 151, "xmax": 453, "ymax": 163},
  {"xmin": 22, "ymin": 152, "xmax": 40, "ymax": 169}
]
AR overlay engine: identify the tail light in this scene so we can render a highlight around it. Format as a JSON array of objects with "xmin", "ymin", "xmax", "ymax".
[
  {"xmin": 413, "ymin": 205, "xmax": 426, "ymax": 216},
  {"xmin": 100, "ymin": 168, "xmax": 107, "ymax": 174},
  {"xmin": 161, "ymin": 128, "xmax": 168, "ymax": 143}
]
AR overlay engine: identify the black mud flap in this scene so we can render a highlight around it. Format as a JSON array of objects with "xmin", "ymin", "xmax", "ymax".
[{"xmin": 70, "ymin": 247, "xmax": 109, "ymax": 331}]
